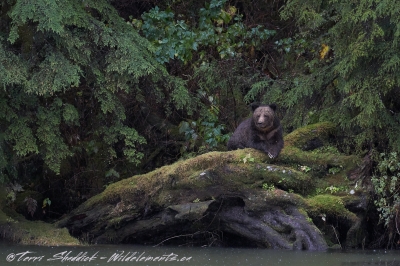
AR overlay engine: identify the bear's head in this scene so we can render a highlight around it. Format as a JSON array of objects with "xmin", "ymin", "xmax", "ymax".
[{"xmin": 251, "ymin": 103, "xmax": 276, "ymax": 132}]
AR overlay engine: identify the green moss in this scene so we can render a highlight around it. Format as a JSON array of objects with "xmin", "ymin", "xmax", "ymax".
[
  {"xmin": 61, "ymin": 122, "xmax": 362, "ymax": 225},
  {"xmin": 0, "ymin": 208, "xmax": 79, "ymax": 246},
  {"xmin": 245, "ymin": 164, "xmax": 314, "ymax": 195},
  {"xmin": 280, "ymin": 146, "xmax": 359, "ymax": 170},
  {"xmin": 263, "ymin": 189, "xmax": 306, "ymax": 206},
  {"xmin": 0, "ymin": 186, "xmax": 79, "ymax": 246},
  {"xmin": 306, "ymin": 195, "xmax": 357, "ymax": 221},
  {"xmin": 4, "ymin": 122, "xmax": 367, "ymax": 247},
  {"xmin": 284, "ymin": 122, "xmax": 335, "ymax": 148},
  {"xmin": 73, "ymin": 149, "xmax": 272, "ymax": 208},
  {"xmin": 107, "ymin": 216, "xmax": 126, "ymax": 229},
  {"xmin": 52, "ymin": 122, "xmax": 369, "ymax": 249}
]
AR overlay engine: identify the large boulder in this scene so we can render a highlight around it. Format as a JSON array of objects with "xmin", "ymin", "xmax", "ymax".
[{"xmin": 56, "ymin": 123, "xmax": 367, "ymax": 250}]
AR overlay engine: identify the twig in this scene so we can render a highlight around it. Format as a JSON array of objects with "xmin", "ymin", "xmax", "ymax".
[
  {"xmin": 331, "ymin": 225, "xmax": 342, "ymax": 248},
  {"xmin": 153, "ymin": 232, "xmax": 201, "ymax": 247},
  {"xmin": 207, "ymin": 197, "xmax": 224, "ymax": 228}
]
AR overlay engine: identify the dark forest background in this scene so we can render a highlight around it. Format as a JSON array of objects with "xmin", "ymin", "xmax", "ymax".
[{"xmin": 1, "ymin": 0, "xmax": 400, "ymax": 244}]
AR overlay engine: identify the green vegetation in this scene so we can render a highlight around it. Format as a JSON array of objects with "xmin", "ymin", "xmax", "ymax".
[
  {"xmin": 1, "ymin": 0, "xmax": 400, "ymax": 248},
  {"xmin": 0, "ymin": 0, "xmax": 275, "ymax": 186},
  {"xmin": 0, "ymin": 187, "xmax": 79, "ymax": 245},
  {"xmin": 266, "ymin": 0, "xmax": 400, "ymax": 153},
  {"xmin": 241, "ymin": 153, "xmax": 255, "ymax": 164},
  {"xmin": 138, "ymin": 0, "xmax": 275, "ymax": 64},
  {"xmin": 307, "ymin": 195, "xmax": 354, "ymax": 219},
  {"xmin": 372, "ymin": 152, "xmax": 400, "ymax": 243},
  {"xmin": 179, "ymin": 104, "xmax": 230, "ymax": 155},
  {"xmin": 262, "ymin": 183, "xmax": 275, "ymax": 191},
  {"xmin": 0, "ymin": 0, "xmax": 181, "ymax": 179}
]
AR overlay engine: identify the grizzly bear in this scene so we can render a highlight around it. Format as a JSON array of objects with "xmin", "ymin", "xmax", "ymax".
[{"xmin": 227, "ymin": 103, "xmax": 284, "ymax": 158}]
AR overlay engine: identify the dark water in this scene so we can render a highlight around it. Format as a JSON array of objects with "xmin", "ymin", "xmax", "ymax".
[{"xmin": 1, "ymin": 241, "xmax": 400, "ymax": 266}]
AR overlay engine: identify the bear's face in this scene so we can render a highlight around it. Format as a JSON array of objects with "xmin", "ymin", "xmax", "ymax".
[{"xmin": 252, "ymin": 105, "xmax": 276, "ymax": 132}]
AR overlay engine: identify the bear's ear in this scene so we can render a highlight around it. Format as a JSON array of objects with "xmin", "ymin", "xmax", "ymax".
[
  {"xmin": 269, "ymin": 103, "xmax": 277, "ymax": 111},
  {"xmin": 250, "ymin": 102, "xmax": 260, "ymax": 112}
]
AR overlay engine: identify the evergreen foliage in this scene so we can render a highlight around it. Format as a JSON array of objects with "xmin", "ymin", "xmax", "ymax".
[
  {"xmin": 0, "ymin": 0, "xmax": 192, "ymax": 182},
  {"xmin": 249, "ymin": 0, "xmax": 400, "ymax": 153},
  {"xmin": 1, "ymin": 0, "xmax": 279, "ymax": 192}
]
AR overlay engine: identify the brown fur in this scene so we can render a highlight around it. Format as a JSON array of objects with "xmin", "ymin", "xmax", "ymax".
[{"xmin": 227, "ymin": 103, "xmax": 284, "ymax": 158}]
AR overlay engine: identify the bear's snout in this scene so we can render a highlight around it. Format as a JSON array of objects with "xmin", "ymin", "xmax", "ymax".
[
  {"xmin": 256, "ymin": 115, "xmax": 272, "ymax": 127},
  {"xmin": 257, "ymin": 122, "xmax": 272, "ymax": 129}
]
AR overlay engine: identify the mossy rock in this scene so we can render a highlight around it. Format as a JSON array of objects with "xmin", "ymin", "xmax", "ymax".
[
  {"xmin": 305, "ymin": 194, "xmax": 367, "ymax": 248},
  {"xmin": 0, "ymin": 187, "xmax": 79, "ymax": 246},
  {"xmin": 55, "ymin": 122, "xmax": 367, "ymax": 249},
  {"xmin": 306, "ymin": 194, "xmax": 357, "ymax": 220},
  {"xmin": 284, "ymin": 122, "xmax": 336, "ymax": 149},
  {"xmin": 2, "ymin": 122, "xmax": 367, "ymax": 249}
]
